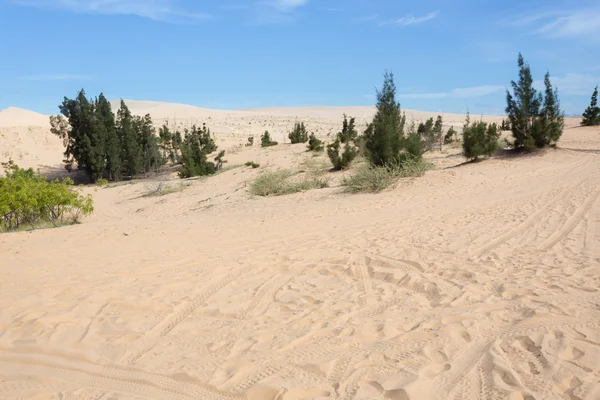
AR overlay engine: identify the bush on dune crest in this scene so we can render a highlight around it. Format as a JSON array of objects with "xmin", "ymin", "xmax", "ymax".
[{"xmin": 0, "ymin": 161, "xmax": 94, "ymax": 232}]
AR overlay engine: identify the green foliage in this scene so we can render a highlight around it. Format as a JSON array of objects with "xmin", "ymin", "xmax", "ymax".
[
  {"xmin": 288, "ymin": 122, "xmax": 309, "ymax": 144},
  {"xmin": 500, "ymin": 119, "xmax": 511, "ymax": 130},
  {"xmin": 506, "ymin": 54, "xmax": 563, "ymax": 149},
  {"xmin": 417, "ymin": 115, "xmax": 443, "ymax": 151},
  {"xmin": 249, "ymin": 170, "xmax": 328, "ymax": 197},
  {"xmin": 327, "ymin": 115, "xmax": 359, "ymax": 170},
  {"xmin": 581, "ymin": 86, "xmax": 600, "ymax": 126},
  {"xmin": 245, "ymin": 161, "xmax": 260, "ymax": 168},
  {"xmin": 246, "ymin": 135, "xmax": 255, "ymax": 146},
  {"xmin": 307, "ymin": 133, "xmax": 324, "ymax": 152},
  {"xmin": 0, "ymin": 161, "xmax": 93, "ymax": 232},
  {"xmin": 462, "ymin": 113, "xmax": 501, "ymax": 161},
  {"xmin": 96, "ymin": 178, "xmax": 109, "ymax": 186},
  {"xmin": 444, "ymin": 126, "xmax": 458, "ymax": 144},
  {"xmin": 343, "ymin": 159, "xmax": 431, "ymax": 194},
  {"xmin": 261, "ymin": 131, "xmax": 278, "ymax": 147},
  {"xmin": 363, "ymin": 71, "xmax": 423, "ymax": 167},
  {"xmin": 178, "ymin": 124, "xmax": 220, "ymax": 178}
]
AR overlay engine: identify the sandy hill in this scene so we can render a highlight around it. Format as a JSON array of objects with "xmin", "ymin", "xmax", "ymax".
[
  {"xmin": 0, "ymin": 106, "xmax": 49, "ymax": 127},
  {"xmin": 1, "ymin": 103, "xmax": 599, "ymax": 399}
]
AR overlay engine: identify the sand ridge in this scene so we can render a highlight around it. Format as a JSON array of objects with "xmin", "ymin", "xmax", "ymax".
[{"xmin": 0, "ymin": 104, "xmax": 599, "ymax": 399}]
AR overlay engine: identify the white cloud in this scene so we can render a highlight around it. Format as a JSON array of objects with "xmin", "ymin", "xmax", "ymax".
[
  {"xmin": 248, "ymin": 0, "xmax": 309, "ymax": 25},
  {"xmin": 398, "ymin": 85, "xmax": 504, "ymax": 99},
  {"xmin": 19, "ymin": 74, "xmax": 93, "ymax": 81},
  {"xmin": 515, "ymin": 7, "xmax": 600, "ymax": 39},
  {"xmin": 11, "ymin": 0, "xmax": 212, "ymax": 22},
  {"xmin": 270, "ymin": 0, "xmax": 308, "ymax": 12},
  {"xmin": 380, "ymin": 10, "xmax": 439, "ymax": 27}
]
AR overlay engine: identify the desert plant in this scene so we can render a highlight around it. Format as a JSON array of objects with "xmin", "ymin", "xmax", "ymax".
[
  {"xmin": 363, "ymin": 71, "xmax": 423, "ymax": 167},
  {"xmin": 462, "ymin": 114, "xmax": 500, "ymax": 162},
  {"xmin": 444, "ymin": 126, "xmax": 458, "ymax": 144},
  {"xmin": 178, "ymin": 124, "xmax": 221, "ymax": 178},
  {"xmin": 500, "ymin": 119, "xmax": 511, "ymax": 130},
  {"xmin": 506, "ymin": 54, "xmax": 563, "ymax": 149},
  {"xmin": 249, "ymin": 169, "xmax": 327, "ymax": 197},
  {"xmin": 307, "ymin": 133, "xmax": 324, "ymax": 152},
  {"xmin": 288, "ymin": 122, "xmax": 309, "ymax": 144},
  {"xmin": 0, "ymin": 161, "xmax": 94, "ymax": 232},
  {"xmin": 581, "ymin": 86, "xmax": 600, "ymax": 126},
  {"xmin": 327, "ymin": 115, "xmax": 359, "ymax": 170},
  {"xmin": 261, "ymin": 131, "xmax": 278, "ymax": 147},
  {"xmin": 343, "ymin": 159, "xmax": 430, "ymax": 194},
  {"xmin": 245, "ymin": 161, "xmax": 260, "ymax": 168},
  {"xmin": 246, "ymin": 135, "xmax": 255, "ymax": 146},
  {"xmin": 418, "ymin": 116, "xmax": 443, "ymax": 151}
]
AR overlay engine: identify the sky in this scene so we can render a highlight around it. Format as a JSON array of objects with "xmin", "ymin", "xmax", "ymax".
[{"xmin": 0, "ymin": 0, "xmax": 599, "ymax": 116}]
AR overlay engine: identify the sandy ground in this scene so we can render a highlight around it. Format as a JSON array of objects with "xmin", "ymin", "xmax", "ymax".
[{"xmin": 0, "ymin": 103, "xmax": 599, "ymax": 400}]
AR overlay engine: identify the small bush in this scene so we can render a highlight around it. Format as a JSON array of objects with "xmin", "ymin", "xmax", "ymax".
[
  {"xmin": 343, "ymin": 159, "xmax": 431, "ymax": 194},
  {"xmin": 144, "ymin": 181, "xmax": 189, "ymax": 197},
  {"xmin": 261, "ymin": 131, "xmax": 278, "ymax": 147},
  {"xmin": 288, "ymin": 122, "xmax": 309, "ymax": 144},
  {"xmin": 462, "ymin": 116, "xmax": 500, "ymax": 162},
  {"xmin": 245, "ymin": 161, "xmax": 260, "ymax": 168},
  {"xmin": 307, "ymin": 133, "xmax": 324, "ymax": 152},
  {"xmin": 250, "ymin": 170, "xmax": 328, "ymax": 197},
  {"xmin": 444, "ymin": 127, "xmax": 457, "ymax": 144},
  {"xmin": 327, "ymin": 115, "xmax": 359, "ymax": 170},
  {"xmin": 96, "ymin": 178, "xmax": 109, "ymax": 186},
  {"xmin": 0, "ymin": 161, "xmax": 94, "ymax": 232},
  {"xmin": 246, "ymin": 135, "xmax": 254, "ymax": 146}
]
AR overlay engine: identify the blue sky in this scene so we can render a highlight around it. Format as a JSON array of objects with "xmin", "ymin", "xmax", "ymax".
[{"xmin": 0, "ymin": 0, "xmax": 599, "ymax": 115}]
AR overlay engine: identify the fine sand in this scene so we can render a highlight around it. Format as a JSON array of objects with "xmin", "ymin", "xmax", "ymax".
[{"xmin": 0, "ymin": 103, "xmax": 599, "ymax": 400}]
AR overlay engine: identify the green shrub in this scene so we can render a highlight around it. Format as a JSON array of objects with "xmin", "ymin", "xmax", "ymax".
[
  {"xmin": 462, "ymin": 115, "xmax": 500, "ymax": 161},
  {"xmin": 178, "ymin": 124, "xmax": 221, "ymax": 178},
  {"xmin": 250, "ymin": 170, "xmax": 328, "ymax": 197},
  {"xmin": 307, "ymin": 133, "xmax": 324, "ymax": 152},
  {"xmin": 246, "ymin": 135, "xmax": 255, "ymax": 146},
  {"xmin": 327, "ymin": 115, "xmax": 359, "ymax": 170},
  {"xmin": 245, "ymin": 161, "xmax": 260, "ymax": 168},
  {"xmin": 288, "ymin": 122, "xmax": 309, "ymax": 144},
  {"xmin": 0, "ymin": 161, "xmax": 94, "ymax": 232},
  {"xmin": 96, "ymin": 178, "xmax": 109, "ymax": 186},
  {"xmin": 261, "ymin": 131, "xmax": 278, "ymax": 147},
  {"xmin": 444, "ymin": 127, "xmax": 457, "ymax": 144}
]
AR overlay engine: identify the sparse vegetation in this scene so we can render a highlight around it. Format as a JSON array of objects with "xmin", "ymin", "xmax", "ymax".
[
  {"xmin": 444, "ymin": 126, "xmax": 458, "ymax": 144},
  {"xmin": 288, "ymin": 122, "xmax": 309, "ymax": 144},
  {"xmin": 462, "ymin": 113, "xmax": 500, "ymax": 162},
  {"xmin": 581, "ymin": 86, "xmax": 600, "ymax": 126},
  {"xmin": 261, "ymin": 131, "xmax": 278, "ymax": 147},
  {"xmin": 307, "ymin": 133, "xmax": 324, "ymax": 152},
  {"xmin": 246, "ymin": 135, "xmax": 255, "ymax": 146},
  {"xmin": 250, "ymin": 169, "xmax": 328, "ymax": 197},
  {"xmin": 178, "ymin": 124, "xmax": 223, "ymax": 178},
  {"xmin": 327, "ymin": 115, "xmax": 359, "ymax": 170},
  {"xmin": 0, "ymin": 161, "xmax": 94, "ymax": 232},
  {"xmin": 245, "ymin": 161, "xmax": 260, "ymax": 168},
  {"xmin": 418, "ymin": 115, "xmax": 443, "ymax": 151},
  {"xmin": 143, "ymin": 180, "xmax": 189, "ymax": 197},
  {"xmin": 505, "ymin": 54, "xmax": 564, "ymax": 150},
  {"xmin": 343, "ymin": 159, "xmax": 431, "ymax": 193}
]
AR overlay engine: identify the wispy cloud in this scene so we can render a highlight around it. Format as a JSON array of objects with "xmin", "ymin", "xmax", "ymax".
[
  {"xmin": 247, "ymin": 0, "xmax": 309, "ymax": 25},
  {"xmin": 10, "ymin": 0, "xmax": 212, "ymax": 23},
  {"xmin": 380, "ymin": 10, "xmax": 439, "ymax": 27},
  {"xmin": 514, "ymin": 7, "xmax": 600, "ymax": 39},
  {"xmin": 535, "ymin": 73, "xmax": 600, "ymax": 96},
  {"xmin": 398, "ymin": 85, "xmax": 504, "ymax": 100},
  {"xmin": 19, "ymin": 74, "xmax": 93, "ymax": 82}
]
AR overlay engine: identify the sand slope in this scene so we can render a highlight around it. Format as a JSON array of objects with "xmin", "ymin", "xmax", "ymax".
[{"xmin": 0, "ymin": 105, "xmax": 599, "ymax": 400}]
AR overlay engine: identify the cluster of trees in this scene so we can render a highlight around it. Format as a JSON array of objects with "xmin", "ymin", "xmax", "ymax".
[
  {"xmin": 52, "ymin": 90, "xmax": 226, "ymax": 181},
  {"xmin": 462, "ymin": 114, "xmax": 500, "ymax": 161},
  {"xmin": 51, "ymin": 92, "xmax": 162, "ymax": 182},
  {"xmin": 417, "ymin": 115, "xmax": 444, "ymax": 151},
  {"xmin": 0, "ymin": 161, "xmax": 93, "ymax": 232},
  {"xmin": 582, "ymin": 86, "xmax": 600, "ymax": 126},
  {"xmin": 261, "ymin": 131, "xmax": 278, "ymax": 147},
  {"xmin": 288, "ymin": 122, "xmax": 309, "ymax": 144}
]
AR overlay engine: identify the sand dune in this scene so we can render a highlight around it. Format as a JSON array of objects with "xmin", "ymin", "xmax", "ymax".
[{"xmin": 1, "ymin": 104, "xmax": 600, "ymax": 400}]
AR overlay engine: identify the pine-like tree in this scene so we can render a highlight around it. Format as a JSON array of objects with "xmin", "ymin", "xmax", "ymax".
[
  {"xmin": 135, "ymin": 114, "xmax": 162, "ymax": 173},
  {"xmin": 462, "ymin": 113, "xmax": 500, "ymax": 161},
  {"xmin": 327, "ymin": 115, "xmax": 359, "ymax": 170},
  {"xmin": 307, "ymin": 133, "xmax": 324, "ymax": 152},
  {"xmin": 444, "ymin": 126, "xmax": 457, "ymax": 144},
  {"xmin": 158, "ymin": 124, "xmax": 174, "ymax": 162},
  {"xmin": 506, "ymin": 54, "xmax": 542, "ymax": 149},
  {"xmin": 116, "ymin": 100, "xmax": 141, "ymax": 177},
  {"xmin": 581, "ymin": 86, "xmax": 600, "ymax": 126},
  {"xmin": 96, "ymin": 94, "xmax": 121, "ymax": 180},
  {"xmin": 534, "ymin": 72, "xmax": 564, "ymax": 147},
  {"xmin": 288, "ymin": 122, "xmax": 309, "ymax": 144},
  {"xmin": 261, "ymin": 131, "xmax": 278, "ymax": 147},
  {"xmin": 178, "ymin": 124, "xmax": 220, "ymax": 178},
  {"xmin": 363, "ymin": 71, "xmax": 420, "ymax": 166}
]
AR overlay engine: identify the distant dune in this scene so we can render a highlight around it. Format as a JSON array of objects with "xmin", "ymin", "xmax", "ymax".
[{"xmin": 0, "ymin": 106, "xmax": 49, "ymax": 128}]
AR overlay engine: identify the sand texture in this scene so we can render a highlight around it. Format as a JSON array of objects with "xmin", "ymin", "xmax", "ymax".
[{"xmin": 0, "ymin": 104, "xmax": 599, "ymax": 399}]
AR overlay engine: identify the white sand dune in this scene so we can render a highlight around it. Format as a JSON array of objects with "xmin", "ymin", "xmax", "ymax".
[{"xmin": 1, "ymin": 103, "xmax": 600, "ymax": 400}]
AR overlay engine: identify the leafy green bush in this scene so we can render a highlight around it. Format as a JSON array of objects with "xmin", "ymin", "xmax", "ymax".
[
  {"xmin": 245, "ymin": 161, "xmax": 260, "ymax": 168},
  {"xmin": 178, "ymin": 124, "xmax": 222, "ymax": 178},
  {"xmin": 343, "ymin": 159, "xmax": 431, "ymax": 193},
  {"xmin": 261, "ymin": 131, "xmax": 278, "ymax": 147},
  {"xmin": 0, "ymin": 161, "xmax": 94, "ymax": 232},
  {"xmin": 444, "ymin": 126, "xmax": 458, "ymax": 144},
  {"xmin": 462, "ymin": 115, "xmax": 500, "ymax": 161},
  {"xmin": 250, "ymin": 170, "xmax": 328, "ymax": 197},
  {"xmin": 307, "ymin": 133, "xmax": 324, "ymax": 152},
  {"xmin": 288, "ymin": 122, "xmax": 309, "ymax": 144},
  {"xmin": 246, "ymin": 135, "xmax": 255, "ymax": 146}
]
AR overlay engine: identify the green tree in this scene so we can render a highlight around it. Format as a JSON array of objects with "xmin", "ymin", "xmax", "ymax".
[
  {"xmin": 158, "ymin": 124, "xmax": 174, "ymax": 162},
  {"xmin": 135, "ymin": 114, "xmax": 162, "ymax": 173},
  {"xmin": 288, "ymin": 122, "xmax": 309, "ymax": 144},
  {"xmin": 261, "ymin": 131, "xmax": 278, "ymax": 147},
  {"xmin": 116, "ymin": 100, "xmax": 141, "ymax": 177},
  {"xmin": 506, "ymin": 54, "xmax": 542, "ymax": 149},
  {"xmin": 95, "ymin": 94, "xmax": 121, "ymax": 180},
  {"xmin": 363, "ymin": 71, "xmax": 421, "ymax": 166},
  {"xmin": 178, "ymin": 124, "xmax": 220, "ymax": 178},
  {"xmin": 444, "ymin": 126, "xmax": 457, "ymax": 144},
  {"xmin": 327, "ymin": 115, "xmax": 359, "ymax": 170},
  {"xmin": 534, "ymin": 72, "xmax": 564, "ymax": 147},
  {"xmin": 582, "ymin": 86, "xmax": 600, "ymax": 126},
  {"xmin": 462, "ymin": 113, "xmax": 500, "ymax": 161},
  {"xmin": 307, "ymin": 133, "xmax": 324, "ymax": 152}
]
